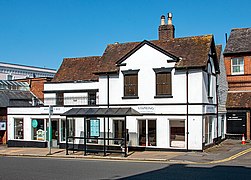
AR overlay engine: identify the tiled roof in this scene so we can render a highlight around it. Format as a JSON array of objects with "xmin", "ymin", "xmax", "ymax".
[
  {"xmin": 216, "ymin": 45, "xmax": 222, "ymax": 63},
  {"xmin": 53, "ymin": 35, "xmax": 217, "ymax": 82},
  {"xmin": 227, "ymin": 92, "xmax": 251, "ymax": 109},
  {"xmin": 52, "ymin": 56, "xmax": 101, "ymax": 82},
  {"xmin": 224, "ymin": 28, "xmax": 251, "ymax": 54},
  {"xmin": 96, "ymin": 35, "xmax": 215, "ymax": 73}
]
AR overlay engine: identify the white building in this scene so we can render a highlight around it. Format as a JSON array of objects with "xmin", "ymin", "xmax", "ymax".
[
  {"xmin": 0, "ymin": 61, "xmax": 56, "ymax": 80},
  {"xmin": 7, "ymin": 13, "xmax": 226, "ymax": 151}
]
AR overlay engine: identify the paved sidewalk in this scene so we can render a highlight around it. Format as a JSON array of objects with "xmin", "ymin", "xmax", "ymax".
[{"xmin": 0, "ymin": 139, "xmax": 250, "ymax": 164}]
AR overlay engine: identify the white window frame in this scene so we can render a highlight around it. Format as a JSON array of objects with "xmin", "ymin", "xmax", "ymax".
[{"xmin": 231, "ymin": 57, "xmax": 244, "ymax": 75}]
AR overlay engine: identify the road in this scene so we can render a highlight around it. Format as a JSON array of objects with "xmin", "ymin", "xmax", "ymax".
[{"xmin": 0, "ymin": 156, "xmax": 250, "ymax": 180}]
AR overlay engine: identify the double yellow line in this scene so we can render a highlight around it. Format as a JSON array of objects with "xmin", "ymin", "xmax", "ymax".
[{"xmin": 185, "ymin": 147, "xmax": 251, "ymax": 165}]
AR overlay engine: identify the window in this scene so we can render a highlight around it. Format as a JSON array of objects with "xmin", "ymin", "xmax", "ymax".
[
  {"xmin": 207, "ymin": 62, "xmax": 212, "ymax": 97},
  {"xmin": 14, "ymin": 119, "xmax": 23, "ymax": 139},
  {"xmin": 31, "ymin": 119, "xmax": 45, "ymax": 141},
  {"xmin": 231, "ymin": 57, "xmax": 244, "ymax": 75},
  {"xmin": 154, "ymin": 68, "xmax": 172, "ymax": 98},
  {"xmin": 6, "ymin": 74, "xmax": 13, "ymax": 80},
  {"xmin": 56, "ymin": 92, "xmax": 64, "ymax": 106},
  {"xmin": 88, "ymin": 92, "xmax": 96, "ymax": 105},
  {"xmin": 122, "ymin": 70, "xmax": 139, "ymax": 98},
  {"xmin": 61, "ymin": 119, "xmax": 66, "ymax": 141}
]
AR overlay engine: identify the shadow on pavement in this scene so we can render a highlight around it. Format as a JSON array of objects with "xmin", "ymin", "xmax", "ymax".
[{"xmin": 119, "ymin": 164, "xmax": 251, "ymax": 180}]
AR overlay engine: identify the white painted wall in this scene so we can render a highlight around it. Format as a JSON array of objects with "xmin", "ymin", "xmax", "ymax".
[{"xmin": 7, "ymin": 42, "xmax": 222, "ymax": 151}]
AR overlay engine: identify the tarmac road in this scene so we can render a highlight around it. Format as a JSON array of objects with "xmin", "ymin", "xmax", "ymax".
[{"xmin": 0, "ymin": 156, "xmax": 251, "ymax": 180}]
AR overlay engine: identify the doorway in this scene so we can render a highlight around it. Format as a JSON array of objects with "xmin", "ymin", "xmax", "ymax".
[
  {"xmin": 138, "ymin": 119, "xmax": 156, "ymax": 146},
  {"xmin": 169, "ymin": 120, "xmax": 185, "ymax": 148},
  {"xmin": 51, "ymin": 120, "xmax": 59, "ymax": 147},
  {"xmin": 113, "ymin": 120, "xmax": 125, "ymax": 145}
]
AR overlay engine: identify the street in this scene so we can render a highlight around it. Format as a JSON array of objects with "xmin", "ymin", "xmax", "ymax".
[{"xmin": 0, "ymin": 156, "xmax": 250, "ymax": 180}]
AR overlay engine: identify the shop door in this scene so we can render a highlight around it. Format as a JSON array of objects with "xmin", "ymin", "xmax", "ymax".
[
  {"xmin": 51, "ymin": 120, "xmax": 59, "ymax": 147},
  {"xmin": 138, "ymin": 120, "xmax": 156, "ymax": 146},
  {"xmin": 113, "ymin": 120, "xmax": 125, "ymax": 145}
]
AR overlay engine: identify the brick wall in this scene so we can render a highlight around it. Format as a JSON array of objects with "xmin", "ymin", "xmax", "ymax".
[
  {"xmin": 224, "ymin": 55, "xmax": 251, "ymax": 91},
  {"xmin": 17, "ymin": 77, "xmax": 52, "ymax": 102}
]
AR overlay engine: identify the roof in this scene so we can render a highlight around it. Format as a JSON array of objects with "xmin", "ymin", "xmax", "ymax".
[
  {"xmin": 0, "ymin": 90, "xmax": 36, "ymax": 107},
  {"xmin": 62, "ymin": 107, "xmax": 141, "ymax": 117},
  {"xmin": 226, "ymin": 92, "xmax": 251, "ymax": 109},
  {"xmin": 53, "ymin": 35, "xmax": 218, "ymax": 82},
  {"xmin": 96, "ymin": 35, "xmax": 216, "ymax": 74},
  {"xmin": 224, "ymin": 28, "xmax": 251, "ymax": 55},
  {"xmin": 52, "ymin": 56, "xmax": 101, "ymax": 82},
  {"xmin": 216, "ymin": 45, "xmax": 222, "ymax": 63}
]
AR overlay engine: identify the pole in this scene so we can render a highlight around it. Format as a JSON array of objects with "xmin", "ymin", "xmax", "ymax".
[{"xmin": 48, "ymin": 105, "xmax": 52, "ymax": 155}]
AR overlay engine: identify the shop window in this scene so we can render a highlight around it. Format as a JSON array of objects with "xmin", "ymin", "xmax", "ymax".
[
  {"xmin": 205, "ymin": 116, "xmax": 213, "ymax": 144},
  {"xmin": 14, "ymin": 119, "xmax": 23, "ymax": 139},
  {"xmin": 122, "ymin": 70, "xmax": 139, "ymax": 99},
  {"xmin": 231, "ymin": 57, "xmax": 244, "ymax": 75},
  {"xmin": 154, "ymin": 68, "xmax": 172, "ymax": 98},
  {"xmin": 67, "ymin": 118, "xmax": 75, "ymax": 142},
  {"xmin": 61, "ymin": 119, "xmax": 66, "ymax": 142},
  {"xmin": 31, "ymin": 119, "xmax": 45, "ymax": 141}
]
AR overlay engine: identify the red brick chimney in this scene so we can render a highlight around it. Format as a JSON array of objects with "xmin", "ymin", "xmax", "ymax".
[{"xmin": 158, "ymin": 13, "xmax": 175, "ymax": 41}]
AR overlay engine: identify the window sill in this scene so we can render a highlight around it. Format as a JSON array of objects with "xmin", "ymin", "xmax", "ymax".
[
  {"xmin": 122, "ymin": 96, "xmax": 139, "ymax": 99},
  {"xmin": 154, "ymin": 95, "xmax": 173, "ymax": 98}
]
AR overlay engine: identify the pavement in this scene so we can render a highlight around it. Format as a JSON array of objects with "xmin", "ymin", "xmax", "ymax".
[{"xmin": 0, "ymin": 139, "xmax": 251, "ymax": 164}]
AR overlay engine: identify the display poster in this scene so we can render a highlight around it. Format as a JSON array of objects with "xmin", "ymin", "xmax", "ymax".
[{"xmin": 90, "ymin": 119, "xmax": 100, "ymax": 137}]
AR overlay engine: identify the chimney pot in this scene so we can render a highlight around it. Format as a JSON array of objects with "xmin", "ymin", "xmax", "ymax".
[
  {"xmin": 160, "ymin": 15, "xmax": 165, "ymax": 25},
  {"xmin": 167, "ymin": 12, "xmax": 173, "ymax": 25},
  {"xmin": 158, "ymin": 12, "xmax": 175, "ymax": 41}
]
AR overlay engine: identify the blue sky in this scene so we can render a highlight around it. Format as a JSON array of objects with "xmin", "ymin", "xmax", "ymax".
[{"xmin": 0, "ymin": 0, "xmax": 250, "ymax": 69}]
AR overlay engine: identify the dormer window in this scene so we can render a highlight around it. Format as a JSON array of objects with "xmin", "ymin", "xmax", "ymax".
[
  {"xmin": 231, "ymin": 57, "xmax": 244, "ymax": 75},
  {"xmin": 154, "ymin": 67, "xmax": 173, "ymax": 98},
  {"xmin": 122, "ymin": 70, "xmax": 139, "ymax": 99}
]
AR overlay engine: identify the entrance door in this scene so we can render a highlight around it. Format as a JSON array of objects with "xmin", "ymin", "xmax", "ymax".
[
  {"xmin": 138, "ymin": 120, "xmax": 156, "ymax": 146},
  {"xmin": 170, "ymin": 120, "xmax": 185, "ymax": 148},
  {"xmin": 113, "ymin": 120, "xmax": 125, "ymax": 145},
  {"xmin": 51, "ymin": 120, "xmax": 59, "ymax": 147}
]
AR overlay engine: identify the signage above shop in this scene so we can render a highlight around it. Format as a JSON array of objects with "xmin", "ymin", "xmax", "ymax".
[{"xmin": 137, "ymin": 106, "xmax": 155, "ymax": 113}]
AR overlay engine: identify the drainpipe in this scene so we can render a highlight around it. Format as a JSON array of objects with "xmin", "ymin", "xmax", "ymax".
[
  {"xmin": 186, "ymin": 69, "xmax": 189, "ymax": 151},
  {"xmin": 107, "ymin": 73, "xmax": 110, "ymax": 146},
  {"xmin": 216, "ymin": 77, "xmax": 219, "ymax": 144}
]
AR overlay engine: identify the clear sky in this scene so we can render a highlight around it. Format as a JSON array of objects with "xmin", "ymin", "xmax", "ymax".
[{"xmin": 0, "ymin": 0, "xmax": 250, "ymax": 69}]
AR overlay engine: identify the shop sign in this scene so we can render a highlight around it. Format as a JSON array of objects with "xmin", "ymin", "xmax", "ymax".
[
  {"xmin": 227, "ymin": 112, "xmax": 246, "ymax": 121},
  {"xmin": 32, "ymin": 119, "xmax": 38, "ymax": 128},
  {"xmin": 90, "ymin": 119, "xmax": 100, "ymax": 137},
  {"xmin": 137, "ymin": 106, "xmax": 155, "ymax": 113},
  {"xmin": 0, "ymin": 122, "xmax": 6, "ymax": 131}
]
